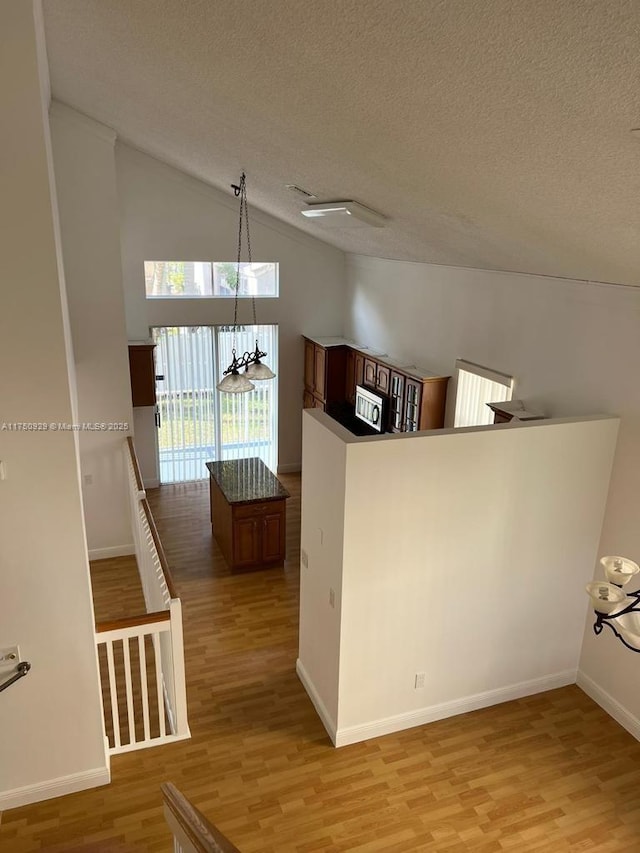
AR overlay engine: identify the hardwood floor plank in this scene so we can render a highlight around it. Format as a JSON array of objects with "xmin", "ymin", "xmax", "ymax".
[{"xmin": 2, "ymin": 473, "xmax": 640, "ymax": 851}]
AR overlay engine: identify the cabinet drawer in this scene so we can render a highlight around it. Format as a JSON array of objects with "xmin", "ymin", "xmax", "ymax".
[
  {"xmin": 234, "ymin": 501, "xmax": 284, "ymax": 519},
  {"xmin": 234, "ymin": 502, "xmax": 269, "ymax": 519}
]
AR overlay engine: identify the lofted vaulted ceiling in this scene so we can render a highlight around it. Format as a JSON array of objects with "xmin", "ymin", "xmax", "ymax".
[{"xmin": 41, "ymin": 0, "xmax": 640, "ymax": 285}]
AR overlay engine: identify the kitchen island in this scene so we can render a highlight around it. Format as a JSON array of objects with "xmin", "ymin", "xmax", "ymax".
[{"xmin": 206, "ymin": 457, "xmax": 290, "ymax": 571}]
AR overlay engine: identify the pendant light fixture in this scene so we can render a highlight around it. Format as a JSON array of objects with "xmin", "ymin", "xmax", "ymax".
[{"xmin": 216, "ymin": 172, "xmax": 276, "ymax": 393}]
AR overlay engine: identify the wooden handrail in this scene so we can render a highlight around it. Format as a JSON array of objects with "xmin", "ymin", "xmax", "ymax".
[
  {"xmin": 141, "ymin": 497, "xmax": 178, "ymax": 600},
  {"xmin": 126, "ymin": 435, "xmax": 145, "ymax": 494},
  {"xmin": 95, "ymin": 610, "xmax": 170, "ymax": 634},
  {"xmin": 126, "ymin": 435, "xmax": 179, "ymax": 601},
  {"xmin": 161, "ymin": 782, "xmax": 240, "ymax": 853}
]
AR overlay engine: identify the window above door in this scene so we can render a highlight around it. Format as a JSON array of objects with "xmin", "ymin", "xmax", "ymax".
[{"xmin": 144, "ymin": 261, "xmax": 279, "ymax": 298}]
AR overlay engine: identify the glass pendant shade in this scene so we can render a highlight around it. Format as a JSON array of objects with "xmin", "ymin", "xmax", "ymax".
[
  {"xmin": 245, "ymin": 359, "xmax": 275, "ymax": 380},
  {"xmin": 600, "ymin": 555, "xmax": 640, "ymax": 587},
  {"xmin": 216, "ymin": 369, "xmax": 255, "ymax": 394},
  {"xmin": 587, "ymin": 552, "xmax": 640, "ymax": 654}
]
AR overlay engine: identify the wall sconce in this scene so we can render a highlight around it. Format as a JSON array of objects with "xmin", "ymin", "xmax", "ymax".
[{"xmin": 586, "ymin": 556, "xmax": 640, "ymax": 652}]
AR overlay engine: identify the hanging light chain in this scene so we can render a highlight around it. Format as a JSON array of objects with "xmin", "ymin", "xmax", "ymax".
[
  {"xmin": 240, "ymin": 177, "xmax": 258, "ymax": 330},
  {"xmin": 231, "ymin": 172, "xmax": 247, "ymax": 350},
  {"xmin": 217, "ymin": 171, "xmax": 275, "ymax": 391}
]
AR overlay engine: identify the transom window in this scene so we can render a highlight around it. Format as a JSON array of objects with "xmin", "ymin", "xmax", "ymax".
[{"xmin": 144, "ymin": 261, "xmax": 278, "ymax": 298}]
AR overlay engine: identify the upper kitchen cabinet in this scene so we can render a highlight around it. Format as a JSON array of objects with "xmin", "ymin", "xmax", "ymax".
[
  {"xmin": 363, "ymin": 357, "xmax": 391, "ymax": 395},
  {"xmin": 303, "ymin": 337, "xmax": 348, "ymax": 410},
  {"xmin": 387, "ymin": 363, "xmax": 449, "ymax": 432},
  {"xmin": 302, "ymin": 335, "xmax": 450, "ymax": 432},
  {"xmin": 128, "ymin": 343, "xmax": 157, "ymax": 407},
  {"xmin": 360, "ymin": 351, "xmax": 449, "ymax": 431},
  {"xmin": 390, "ymin": 371, "xmax": 406, "ymax": 432},
  {"xmin": 403, "ymin": 372, "xmax": 449, "ymax": 431},
  {"xmin": 346, "ymin": 349, "xmax": 365, "ymax": 405}
]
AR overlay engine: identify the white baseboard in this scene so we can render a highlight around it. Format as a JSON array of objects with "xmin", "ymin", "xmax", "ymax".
[
  {"xmin": 296, "ymin": 659, "xmax": 337, "ymax": 744},
  {"xmin": 0, "ymin": 766, "xmax": 110, "ymax": 811},
  {"xmin": 88, "ymin": 544, "xmax": 135, "ymax": 561},
  {"xmin": 577, "ymin": 670, "xmax": 640, "ymax": 742},
  {"xmin": 278, "ymin": 463, "xmax": 301, "ymax": 474},
  {"xmin": 334, "ymin": 670, "xmax": 577, "ymax": 747}
]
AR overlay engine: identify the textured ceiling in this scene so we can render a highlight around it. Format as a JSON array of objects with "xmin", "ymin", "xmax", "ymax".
[{"xmin": 41, "ymin": 0, "xmax": 640, "ymax": 285}]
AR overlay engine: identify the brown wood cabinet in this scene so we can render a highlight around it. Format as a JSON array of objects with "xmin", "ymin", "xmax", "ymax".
[
  {"xmin": 389, "ymin": 370, "xmax": 406, "ymax": 432},
  {"xmin": 375, "ymin": 363, "xmax": 390, "ymax": 395},
  {"xmin": 304, "ymin": 339, "xmax": 315, "ymax": 395},
  {"xmin": 128, "ymin": 344, "xmax": 157, "ymax": 407},
  {"xmin": 302, "ymin": 336, "xmax": 450, "ymax": 432},
  {"xmin": 346, "ymin": 349, "xmax": 355, "ymax": 404},
  {"xmin": 232, "ymin": 502, "xmax": 286, "ymax": 569},
  {"xmin": 404, "ymin": 375, "xmax": 449, "ymax": 432},
  {"xmin": 303, "ymin": 338, "xmax": 348, "ymax": 409},
  {"xmin": 314, "ymin": 346, "xmax": 326, "ymax": 397},
  {"xmin": 206, "ymin": 458, "xmax": 290, "ymax": 572},
  {"xmin": 363, "ymin": 356, "xmax": 390, "ymax": 394},
  {"xmin": 363, "ymin": 357, "xmax": 377, "ymax": 387},
  {"xmin": 345, "ymin": 350, "xmax": 365, "ymax": 405},
  {"xmin": 486, "ymin": 401, "xmax": 545, "ymax": 424}
]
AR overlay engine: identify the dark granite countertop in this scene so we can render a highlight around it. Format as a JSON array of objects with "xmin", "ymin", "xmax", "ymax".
[{"xmin": 206, "ymin": 457, "xmax": 290, "ymax": 505}]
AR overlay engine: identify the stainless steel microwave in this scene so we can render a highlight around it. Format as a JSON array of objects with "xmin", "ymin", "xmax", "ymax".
[{"xmin": 354, "ymin": 384, "xmax": 387, "ymax": 432}]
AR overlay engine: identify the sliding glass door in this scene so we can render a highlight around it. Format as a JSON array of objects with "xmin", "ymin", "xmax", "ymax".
[{"xmin": 152, "ymin": 325, "xmax": 278, "ymax": 483}]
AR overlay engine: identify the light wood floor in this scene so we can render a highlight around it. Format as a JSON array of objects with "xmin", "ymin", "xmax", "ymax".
[{"xmin": 3, "ymin": 473, "xmax": 640, "ymax": 851}]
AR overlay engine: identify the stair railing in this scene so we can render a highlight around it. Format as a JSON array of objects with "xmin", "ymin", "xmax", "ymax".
[
  {"xmin": 92, "ymin": 438, "xmax": 190, "ymax": 755},
  {"xmin": 161, "ymin": 782, "xmax": 240, "ymax": 853}
]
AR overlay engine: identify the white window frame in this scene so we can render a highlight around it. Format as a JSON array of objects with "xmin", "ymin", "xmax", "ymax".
[
  {"xmin": 453, "ymin": 359, "xmax": 514, "ymax": 428},
  {"xmin": 143, "ymin": 261, "xmax": 279, "ymax": 299}
]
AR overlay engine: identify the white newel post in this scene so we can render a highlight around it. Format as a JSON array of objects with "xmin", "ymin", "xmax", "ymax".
[{"xmin": 169, "ymin": 598, "xmax": 190, "ymax": 739}]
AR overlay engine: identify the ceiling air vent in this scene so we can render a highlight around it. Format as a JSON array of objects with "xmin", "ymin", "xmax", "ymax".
[{"xmin": 286, "ymin": 184, "xmax": 317, "ymax": 200}]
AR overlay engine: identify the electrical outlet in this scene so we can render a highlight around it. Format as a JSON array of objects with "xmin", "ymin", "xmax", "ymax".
[
  {"xmin": 414, "ymin": 672, "xmax": 426, "ymax": 689},
  {"xmin": 329, "ymin": 588, "xmax": 335, "ymax": 608},
  {"xmin": 301, "ymin": 549, "xmax": 309, "ymax": 568}
]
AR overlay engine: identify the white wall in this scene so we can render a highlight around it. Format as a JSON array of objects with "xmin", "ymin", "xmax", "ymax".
[
  {"xmin": 345, "ymin": 255, "xmax": 640, "ymax": 734},
  {"xmin": 116, "ymin": 145, "xmax": 346, "ymax": 474},
  {"xmin": 297, "ymin": 414, "xmax": 347, "ymax": 737},
  {"xmin": 299, "ymin": 411, "xmax": 618, "ymax": 746},
  {"xmin": 0, "ymin": 1, "xmax": 108, "ymax": 807},
  {"xmin": 49, "ymin": 103, "xmax": 134, "ymax": 558}
]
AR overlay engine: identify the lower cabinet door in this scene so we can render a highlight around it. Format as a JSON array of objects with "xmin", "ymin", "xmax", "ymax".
[
  {"xmin": 233, "ymin": 518, "xmax": 260, "ymax": 567},
  {"xmin": 262, "ymin": 511, "xmax": 285, "ymax": 563}
]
